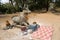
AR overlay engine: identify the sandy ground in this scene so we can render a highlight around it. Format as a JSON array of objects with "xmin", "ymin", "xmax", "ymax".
[{"xmin": 0, "ymin": 12, "xmax": 60, "ymax": 40}]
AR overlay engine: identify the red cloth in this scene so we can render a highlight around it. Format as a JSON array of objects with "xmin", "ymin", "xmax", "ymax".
[
  {"xmin": 20, "ymin": 26, "xmax": 27, "ymax": 31},
  {"xmin": 31, "ymin": 25, "xmax": 54, "ymax": 40}
]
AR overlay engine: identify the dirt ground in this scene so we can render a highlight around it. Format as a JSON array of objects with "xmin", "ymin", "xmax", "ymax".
[{"xmin": 0, "ymin": 12, "xmax": 60, "ymax": 40}]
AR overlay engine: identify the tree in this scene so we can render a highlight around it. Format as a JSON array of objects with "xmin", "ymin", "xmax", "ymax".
[{"xmin": 9, "ymin": 0, "xmax": 13, "ymax": 5}]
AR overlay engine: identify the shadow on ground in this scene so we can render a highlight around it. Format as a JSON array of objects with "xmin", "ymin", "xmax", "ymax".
[
  {"xmin": 0, "ymin": 15, "xmax": 9, "ymax": 18},
  {"xmin": 51, "ymin": 10, "xmax": 60, "ymax": 15},
  {"xmin": 32, "ymin": 10, "xmax": 47, "ymax": 14}
]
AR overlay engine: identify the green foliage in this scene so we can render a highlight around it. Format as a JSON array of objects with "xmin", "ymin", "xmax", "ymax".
[
  {"xmin": 1, "ymin": 0, "xmax": 60, "ymax": 14},
  {"xmin": 0, "ymin": 3, "xmax": 16, "ymax": 14},
  {"xmin": 0, "ymin": 4, "xmax": 7, "ymax": 14},
  {"xmin": 56, "ymin": 0, "xmax": 60, "ymax": 7},
  {"xmin": 29, "ymin": 0, "xmax": 49, "ymax": 10}
]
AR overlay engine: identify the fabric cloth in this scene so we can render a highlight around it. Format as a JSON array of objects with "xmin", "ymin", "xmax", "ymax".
[
  {"xmin": 28, "ymin": 24, "xmax": 40, "ymax": 31},
  {"xmin": 20, "ymin": 26, "xmax": 27, "ymax": 31},
  {"xmin": 31, "ymin": 25, "xmax": 54, "ymax": 40}
]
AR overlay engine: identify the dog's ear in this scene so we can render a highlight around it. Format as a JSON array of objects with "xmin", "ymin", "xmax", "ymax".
[{"xmin": 6, "ymin": 20, "xmax": 11, "ymax": 26}]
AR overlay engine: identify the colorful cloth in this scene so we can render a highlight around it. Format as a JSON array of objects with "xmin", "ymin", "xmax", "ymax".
[
  {"xmin": 28, "ymin": 24, "xmax": 40, "ymax": 31},
  {"xmin": 31, "ymin": 25, "xmax": 54, "ymax": 40}
]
